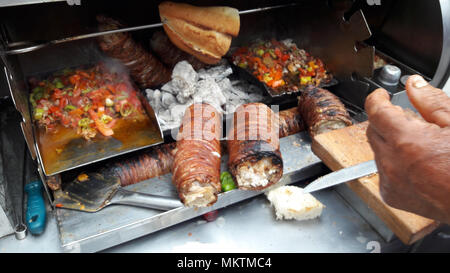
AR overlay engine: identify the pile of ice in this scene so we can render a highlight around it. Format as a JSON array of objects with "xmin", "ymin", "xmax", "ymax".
[{"xmin": 145, "ymin": 60, "xmax": 266, "ymax": 131}]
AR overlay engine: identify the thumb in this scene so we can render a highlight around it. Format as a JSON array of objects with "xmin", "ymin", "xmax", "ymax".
[{"xmin": 405, "ymin": 75, "xmax": 450, "ymax": 127}]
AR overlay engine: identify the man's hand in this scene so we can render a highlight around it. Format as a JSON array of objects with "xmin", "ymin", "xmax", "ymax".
[{"xmin": 365, "ymin": 75, "xmax": 450, "ymax": 224}]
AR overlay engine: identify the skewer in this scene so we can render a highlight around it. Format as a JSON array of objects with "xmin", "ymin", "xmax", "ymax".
[{"xmin": 2, "ymin": 3, "xmax": 298, "ymax": 55}]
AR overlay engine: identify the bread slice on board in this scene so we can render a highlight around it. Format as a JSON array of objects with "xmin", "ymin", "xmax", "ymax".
[{"xmin": 159, "ymin": 1, "xmax": 240, "ymax": 64}]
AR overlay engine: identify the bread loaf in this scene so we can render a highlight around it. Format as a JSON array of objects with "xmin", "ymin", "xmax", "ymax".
[
  {"xmin": 266, "ymin": 186, "xmax": 325, "ymax": 221},
  {"xmin": 159, "ymin": 1, "xmax": 240, "ymax": 64}
]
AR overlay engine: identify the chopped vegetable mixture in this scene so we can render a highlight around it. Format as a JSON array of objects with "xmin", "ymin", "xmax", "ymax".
[
  {"xmin": 29, "ymin": 64, "xmax": 145, "ymax": 140},
  {"xmin": 231, "ymin": 39, "xmax": 333, "ymax": 94}
]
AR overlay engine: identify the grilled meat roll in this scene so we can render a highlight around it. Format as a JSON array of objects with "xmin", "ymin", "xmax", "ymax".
[
  {"xmin": 150, "ymin": 31, "xmax": 207, "ymax": 71},
  {"xmin": 96, "ymin": 15, "xmax": 171, "ymax": 88},
  {"xmin": 172, "ymin": 103, "xmax": 222, "ymax": 207},
  {"xmin": 100, "ymin": 142, "xmax": 177, "ymax": 187},
  {"xmin": 278, "ymin": 107, "xmax": 304, "ymax": 138},
  {"xmin": 227, "ymin": 103, "xmax": 283, "ymax": 190},
  {"xmin": 298, "ymin": 86, "xmax": 352, "ymax": 136}
]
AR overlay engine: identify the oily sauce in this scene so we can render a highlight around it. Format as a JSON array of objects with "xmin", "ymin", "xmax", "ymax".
[{"xmin": 37, "ymin": 112, "xmax": 162, "ymax": 175}]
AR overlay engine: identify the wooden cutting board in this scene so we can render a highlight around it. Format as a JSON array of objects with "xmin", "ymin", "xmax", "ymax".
[{"xmin": 311, "ymin": 121, "xmax": 439, "ymax": 245}]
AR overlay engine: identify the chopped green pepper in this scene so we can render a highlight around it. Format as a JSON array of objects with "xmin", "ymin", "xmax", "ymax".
[
  {"xmin": 238, "ymin": 62, "xmax": 248, "ymax": 69},
  {"xmin": 268, "ymin": 49, "xmax": 277, "ymax": 59},
  {"xmin": 100, "ymin": 114, "xmax": 113, "ymax": 124},
  {"xmin": 82, "ymin": 88, "xmax": 92, "ymax": 94},
  {"xmin": 64, "ymin": 105, "xmax": 76, "ymax": 111},
  {"xmin": 32, "ymin": 86, "xmax": 44, "ymax": 94},
  {"xmin": 33, "ymin": 108, "xmax": 45, "ymax": 120},
  {"xmin": 256, "ymin": 49, "xmax": 265, "ymax": 56},
  {"xmin": 120, "ymin": 101, "xmax": 133, "ymax": 117},
  {"xmin": 78, "ymin": 118, "xmax": 91, "ymax": 128},
  {"xmin": 220, "ymin": 171, "xmax": 236, "ymax": 192},
  {"xmin": 29, "ymin": 94, "xmax": 37, "ymax": 108},
  {"xmin": 52, "ymin": 78, "xmax": 64, "ymax": 89}
]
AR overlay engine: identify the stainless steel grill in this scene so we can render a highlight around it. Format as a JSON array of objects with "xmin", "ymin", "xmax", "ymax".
[{"xmin": 0, "ymin": 0, "xmax": 449, "ymax": 252}]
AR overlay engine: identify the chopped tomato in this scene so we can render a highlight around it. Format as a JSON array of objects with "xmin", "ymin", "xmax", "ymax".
[
  {"xmin": 51, "ymin": 88, "xmax": 63, "ymax": 100},
  {"xmin": 88, "ymin": 109, "xmax": 114, "ymax": 137},
  {"xmin": 69, "ymin": 74, "xmax": 81, "ymax": 85}
]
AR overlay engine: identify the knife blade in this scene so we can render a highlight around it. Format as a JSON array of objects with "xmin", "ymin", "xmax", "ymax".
[{"xmin": 302, "ymin": 160, "xmax": 378, "ymax": 194}]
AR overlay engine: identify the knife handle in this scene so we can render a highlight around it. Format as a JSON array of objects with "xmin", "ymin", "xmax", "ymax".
[{"xmin": 25, "ymin": 180, "xmax": 46, "ymax": 235}]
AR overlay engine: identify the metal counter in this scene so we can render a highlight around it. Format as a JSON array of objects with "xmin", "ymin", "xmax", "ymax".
[
  {"xmin": 1, "ymin": 184, "xmax": 398, "ymax": 253},
  {"xmin": 0, "ymin": 130, "xmax": 399, "ymax": 253}
]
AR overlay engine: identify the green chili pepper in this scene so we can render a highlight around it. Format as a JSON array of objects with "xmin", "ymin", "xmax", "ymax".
[
  {"xmin": 220, "ymin": 171, "xmax": 236, "ymax": 192},
  {"xmin": 32, "ymin": 86, "xmax": 44, "ymax": 94},
  {"xmin": 33, "ymin": 108, "xmax": 44, "ymax": 120},
  {"xmin": 64, "ymin": 105, "xmax": 76, "ymax": 111},
  {"xmin": 52, "ymin": 78, "xmax": 64, "ymax": 89},
  {"xmin": 100, "ymin": 114, "xmax": 113, "ymax": 124},
  {"xmin": 268, "ymin": 49, "xmax": 277, "ymax": 59},
  {"xmin": 120, "ymin": 101, "xmax": 134, "ymax": 117},
  {"xmin": 82, "ymin": 88, "xmax": 92, "ymax": 94},
  {"xmin": 238, "ymin": 62, "xmax": 248, "ymax": 69},
  {"xmin": 78, "ymin": 118, "xmax": 91, "ymax": 128},
  {"xmin": 30, "ymin": 86, "xmax": 44, "ymax": 103},
  {"xmin": 29, "ymin": 94, "xmax": 37, "ymax": 108},
  {"xmin": 116, "ymin": 95, "xmax": 129, "ymax": 101},
  {"xmin": 256, "ymin": 49, "xmax": 265, "ymax": 56}
]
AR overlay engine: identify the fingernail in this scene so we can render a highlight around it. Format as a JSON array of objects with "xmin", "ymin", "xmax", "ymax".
[{"xmin": 411, "ymin": 75, "xmax": 428, "ymax": 88}]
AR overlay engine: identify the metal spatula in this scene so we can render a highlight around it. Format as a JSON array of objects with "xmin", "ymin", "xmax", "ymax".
[{"xmin": 54, "ymin": 173, "xmax": 182, "ymax": 212}]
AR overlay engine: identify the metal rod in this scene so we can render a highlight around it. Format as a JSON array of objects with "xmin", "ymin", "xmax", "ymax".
[{"xmin": 2, "ymin": 3, "xmax": 298, "ymax": 55}]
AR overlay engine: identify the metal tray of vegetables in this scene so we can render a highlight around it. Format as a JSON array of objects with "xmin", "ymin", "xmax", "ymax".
[
  {"xmin": 229, "ymin": 39, "xmax": 338, "ymax": 99},
  {"xmin": 27, "ymin": 63, "xmax": 163, "ymax": 176}
]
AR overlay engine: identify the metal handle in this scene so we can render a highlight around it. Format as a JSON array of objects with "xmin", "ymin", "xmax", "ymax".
[
  {"xmin": 110, "ymin": 188, "xmax": 183, "ymax": 211},
  {"xmin": 24, "ymin": 180, "xmax": 47, "ymax": 235}
]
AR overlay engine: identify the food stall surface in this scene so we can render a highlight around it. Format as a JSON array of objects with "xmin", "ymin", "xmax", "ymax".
[{"xmin": 0, "ymin": 185, "xmax": 400, "ymax": 253}]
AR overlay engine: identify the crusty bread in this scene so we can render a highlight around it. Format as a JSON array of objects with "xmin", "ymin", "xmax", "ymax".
[
  {"xmin": 266, "ymin": 185, "xmax": 325, "ymax": 221},
  {"xmin": 159, "ymin": 1, "xmax": 240, "ymax": 36},
  {"xmin": 159, "ymin": 1, "xmax": 240, "ymax": 65}
]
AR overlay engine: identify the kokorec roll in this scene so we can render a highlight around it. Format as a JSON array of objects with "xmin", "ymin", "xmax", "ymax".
[
  {"xmin": 150, "ymin": 31, "xmax": 207, "ymax": 71},
  {"xmin": 227, "ymin": 103, "xmax": 283, "ymax": 190},
  {"xmin": 96, "ymin": 15, "xmax": 171, "ymax": 88},
  {"xmin": 278, "ymin": 106, "xmax": 304, "ymax": 138},
  {"xmin": 100, "ymin": 142, "xmax": 177, "ymax": 187},
  {"xmin": 172, "ymin": 103, "xmax": 222, "ymax": 207},
  {"xmin": 298, "ymin": 86, "xmax": 352, "ymax": 136}
]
